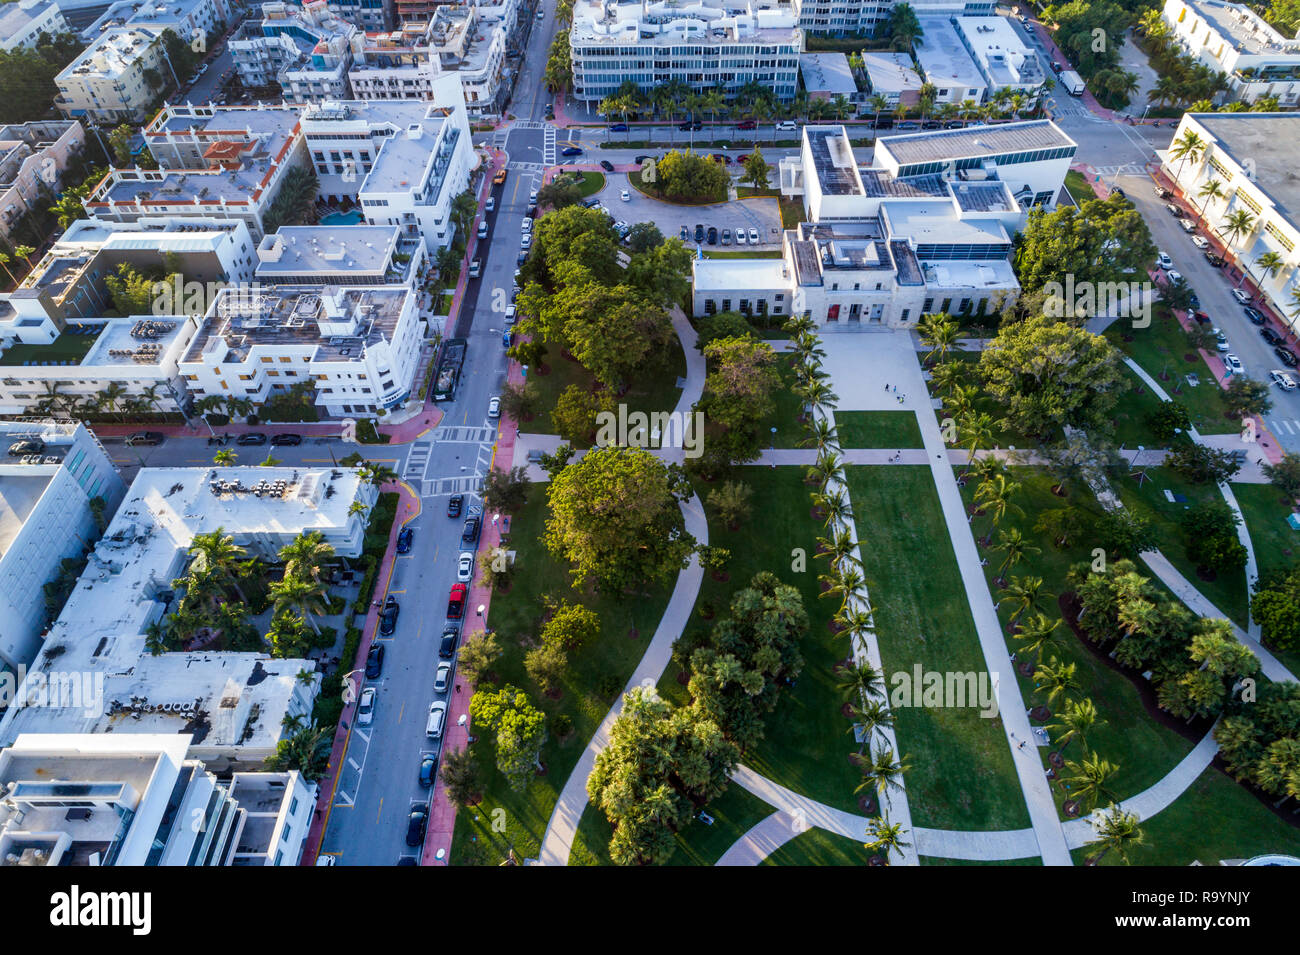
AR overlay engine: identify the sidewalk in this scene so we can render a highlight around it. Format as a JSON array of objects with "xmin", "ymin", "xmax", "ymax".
[{"xmin": 300, "ymin": 479, "xmax": 422, "ymax": 863}]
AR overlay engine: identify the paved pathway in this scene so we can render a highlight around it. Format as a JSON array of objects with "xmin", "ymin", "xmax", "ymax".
[{"xmin": 716, "ymin": 811, "xmax": 798, "ymax": 866}]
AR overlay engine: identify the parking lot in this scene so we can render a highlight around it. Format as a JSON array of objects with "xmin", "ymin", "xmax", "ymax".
[{"xmin": 587, "ymin": 170, "xmax": 784, "ymax": 250}]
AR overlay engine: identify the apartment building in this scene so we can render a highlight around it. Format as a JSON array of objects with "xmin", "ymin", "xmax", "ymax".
[
  {"xmin": 82, "ymin": 0, "xmax": 231, "ymax": 45},
  {"xmin": 801, "ymin": 52, "xmax": 860, "ymax": 108},
  {"xmin": 254, "ymin": 224, "xmax": 426, "ymax": 285},
  {"xmin": 954, "ymin": 15, "xmax": 1044, "ymax": 104},
  {"xmin": 789, "ymin": 0, "xmax": 995, "ymax": 37},
  {"xmin": 0, "ymin": 121, "xmax": 85, "ymax": 243},
  {"xmin": 0, "ymin": 420, "xmax": 124, "ymax": 669},
  {"xmin": 569, "ymin": 0, "xmax": 802, "ymax": 103},
  {"xmin": 0, "ymin": 464, "xmax": 373, "ymax": 764},
  {"xmin": 859, "ymin": 50, "xmax": 923, "ymax": 108},
  {"xmin": 692, "ymin": 121, "xmax": 1075, "ymax": 326},
  {"xmin": 53, "ymin": 26, "xmax": 167, "ymax": 123},
  {"xmin": 327, "ymin": 0, "xmax": 393, "ymax": 32},
  {"xmin": 229, "ymin": 0, "xmax": 357, "ymax": 102},
  {"xmin": 1162, "ymin": 112, "xmax": 1300, "ymax": 335},
  {"xmin": 0, "ymin": 0, "xmax": 70, "ymax": 51},
  {"xmin": 1161, "ymin": 0, "xmax": 1300, "ymax": 106}
]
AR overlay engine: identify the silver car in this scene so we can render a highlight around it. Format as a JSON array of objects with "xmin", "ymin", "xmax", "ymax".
[{"xmin": 434, "ymin": 662, "xmax": 452, "ymax": 694}]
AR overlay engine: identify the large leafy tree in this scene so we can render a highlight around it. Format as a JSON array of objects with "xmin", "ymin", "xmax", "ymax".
[
  {"xmin": 696, "ymin": 336, "xmax": 782, "ymax": 465},
  {"xmin": 978, "ymin": 315, "xmax": 1123, "ymax": 438},
  {"xmin": 468, "ymin": 684, "xmax": 548, "ymax": 792},
  {"xmin": 562, "ymin": 284, "xmax": 674, "ymax": 389},
  {"xmin": 1014, "ymin": 194, "xmax": 1155, "ymax": 297},
  {"xmin": 624, "ymin": 238, "xmax": 692, "ymax": 309},
  {"xmin": 545, "ymin": 446, "xmax": 697, "ymax": 592}
]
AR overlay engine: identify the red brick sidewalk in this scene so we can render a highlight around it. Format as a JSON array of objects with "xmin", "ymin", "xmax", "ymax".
[
  {"xmin": 420, "ymin": 354, "xmax": 526, "ymax": 865},
  {"xmin": 300, "ymin": 480, "xmax": 421, "ymax": 863}
]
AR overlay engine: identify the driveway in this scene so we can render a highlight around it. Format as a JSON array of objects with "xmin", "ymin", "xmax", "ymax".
[{"xmin": 604, "ymin": 171, "xmax": 784, "ymax": 249}]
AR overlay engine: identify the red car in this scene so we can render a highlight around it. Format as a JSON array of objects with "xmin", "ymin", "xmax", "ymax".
[
  {"xmin": 448, "ymin": 583, "xmax": 467, "ymax": 619},
  {"xmin": 736, "ymin": 120, "xmax": 757, "ymax": 130}
]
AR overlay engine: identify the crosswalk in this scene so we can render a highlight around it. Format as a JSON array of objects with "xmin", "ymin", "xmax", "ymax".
[
  {"xmin": 1269, "ymin": 417, "xmax": 1300, "ymax": 436},
  {"xmin": 542, "ymin": 126, "xmax": 556, "ymax": 166},
  {"xmin": 1092, "ymin": 163, "xmax": 1144, "ymax": 177},
  {"xmin": 403, "ymin": 438, "xmax": 433, "ymax": 481},
  {"xmin": 437, "ymin": 425, "xmax": 496, "ymax": 444}
]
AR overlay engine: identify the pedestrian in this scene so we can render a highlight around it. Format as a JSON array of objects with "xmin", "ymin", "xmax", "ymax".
[
  {"xmin": 892, "ymin": 385, "xmax": 897, "ymax": 394},
  {"xmin": 1019, "ymin": 740, "xmax": 1027, "ymax": 750},
  {"xmin": 884, "ymin": 383, "xmax": 889, "ymax": 391}
]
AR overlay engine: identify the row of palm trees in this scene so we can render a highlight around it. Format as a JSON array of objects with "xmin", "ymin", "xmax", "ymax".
[
  {"xmin": 784, "ymin": 313, "xmax": 912, "ymax": 864},
  {"xmin": 1167, "ymin": 129, "xmax": 1300, "ymax": 318},
  {"xmin": 35, "ymin": 380, "xmax": 171, "ymax": 421}
]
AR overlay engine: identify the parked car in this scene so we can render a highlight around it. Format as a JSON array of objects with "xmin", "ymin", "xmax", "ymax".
[
  {"xmin": 560, "ymin": 145, "xmax": 582, "ymax": 156},
  {"xmin": 425, "ymin": 702, "xmax": 447, "ymax": 739},
  {"xmin": 1156, "ymin": 251, "xmax": 1172, "ymax": 270},
  {"xmin": 1204, "ymin": 251, "xmax": 1224, "ymax": 267},
  {"xmin": 270, "ymin": 433, "xmax": 302, "ymax": 446},
  {"xmin": 439, "ymin": 626, "xmax": 458, "ymax": 659},
  {"xmin": 125, "ymin": 431, "xmax": 164, "ymax": 446},
  {"xmin": 1188, "ymin": 290, "xmax": 1201, "ymax": 310},
  {"xmin": 1225, "ymin": 353, "xmax": 1244, "ymax": 375},
  {"xmin": 434, "ymin": 662, "xmax": 452, "ymax": 695},
  {"xmin": 418, "ymin": 755, "xmax": 438, "ymax": 787},
  {"xmin": 7, "ymin": 439, "xmax": 43, "ymax": 457},
  {"xmin": 406, "ymin": 806, "xmax": 428, "ymax": 845},
  {"xmin": 1191, "ymin": 235, "xmax": 1209, "ymax": 250},
  {"xmin": 679, "ymin": 121, "xmax": 703, "ymax": 131},
  {"xmin": 365, "ymin": 643, "xmax": 384, "ymax": 678},
  {"xmin": 748, "ymin": 227, "xmax": 760, "ymax": 244},
  {"xmin": 447, "ymin": 582, "xmax": 467, "ymax": 619},
  {"xmin": 620, "ymin": 189, "xmax": 630, "ymax": 201},
  {"xmin": 379, "ymin": 595, "xmax": 400, "ymax": 636},
  {"xmin": 447, "ymin": 494, "xmax": 464, "ymax": 518},
  {"xmin": 1214, "ymin": 327, "xmax": 1229, "ymax": 351},
  {"xmin": 1261, "ymin": 327, "xmax": 1283, "ymax": 345},
  {"xmin": 710, "ymin": 153, "xmax": 731, "ymax": 164},
  {"xmin": 608, "ymin": 123, "xmax": 628, "ymax": 132},
  {"xmin": 488, "ymin": 396, "xmax": 500, "ymax": 418},
  {"xmin": 1166, "ymin": 202, "xmax": 1183, "ymax": 216},
  {"xmin": 679, "ymin": 224, "xmax": 689, "ymax": 241},
  {"xmin": 1231, "ymin": 288, "xmax": 1252, "ymax": 305},
  {"xmin": 943, "ymin": 120, "xmax": 965, "ymax": 129},
  {"xmin": 485, "ymin": 196, "xmax": 495, "ymax": 212},
  {"xmin": 357, "ymin": 687, "xmax": 376, "ymax": 726},
  {"xmin": 599, "ymin": 159, "xmax": 615, "ymax": 172},
  {"xmin": 1276, "ymin": 346, "xmax": 1299, "ymax": 368},
  {"xmin": 775, "ymin": 120, "xmax": 798, "ymax": 132},
  {"xmin": 1243, "ymin": 306, "xmax": 1266, "ymax": 325},
  {"xmin": 706, "ymin": 226, "xmax": 718, "ymax": 245},
  {"xmin": 736, "ymin": 119, "xmax": 757, "ymax": 130},
  {"xmin": 921, "ymin": 120, "xmax": 942, "ymax": 130},
  {"xmin": 461, "ymin": 514, "xmax": 480, "ymax": 544},
  {"xmin": 1193, "ymin": 311, "xmax": 1211, "ymax": 326},
  {"xmin": 1154, "ymin": 185, "xmax": 1171, "ymax": 199},
  {"xmin": 733, "ymin": 228, "xmax": 746, "ymax": 246},
  {"xmin": 476, "ymin": 220, "xmax": 488, "ymax": 240},
  {"xmin": 1166, "ymin": 269, "xmax": 1183, "ymax": 285},
  {"xmin": 468, "ymin": 258, "xmax": 482, "ymax": 279},
  {"xmin": 457, "ymin": 551, "xmax": 474, "ymax": 583},
  {"xmin": 694, "ymin": 223, "xmax": 704, "ymax": 242},
  {"xmin": 1271, "ymin": 369, "xmax": 1298, "ymax": 391},
  {"xmin": 236, "ymin": 432, "xmax": 267, "ymax": 446},
  {"xmin": 721, "ymin": 228, "xmax": 731, "ymax": 245},
  {"xmin": 520, "ymin": 233, "xmax": 532, "ymax": 249},
  {"xmin": 1180, "ymin": 218, "xmax": 1197, "ymax": 233},
  {"xmin": 396, "ymin": 527, "xmax": 414, "ymax": 554}
]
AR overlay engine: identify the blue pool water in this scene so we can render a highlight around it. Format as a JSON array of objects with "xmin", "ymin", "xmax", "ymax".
[{"xmin": 319, "ymin": 210, "xmax": 364, "ymax": 225}]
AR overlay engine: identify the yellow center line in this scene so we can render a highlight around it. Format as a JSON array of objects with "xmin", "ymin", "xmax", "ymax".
[{"xmin": 376, "ymin": 797, "xmax": 383, "ymax": 824}]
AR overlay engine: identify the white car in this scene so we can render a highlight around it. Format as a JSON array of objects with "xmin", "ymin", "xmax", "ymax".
[
  {"xmin": 1191, "ymin": 235, "xmax": 1209, "ymax": 250},
  {"xmin": 426, "ymin": 701, "xmax": 447, "ymax": 738},
  {"xmin": 476, "ymin": 221, "xmax": 488, "ymax": 239},
  {"xmin": 434, "ymin": 662, "xmax": 452, "ymax": 695},
  {"xmin": 1270, "ymin": 369, "xmax": 1298, "ymax": 390},
  {"xmin": 1166, "ymin": 270, "xmax": 1183, "ymax": 285},
  {"xmin": 620, "ymin": 189, "xmax": 630, "ymax": 201},
  {"xmin": 457, "ymin": 551, "xmax": 474, "ymax": 582},
  {"xmin": 485, "ymin": 196, "xmax": 495, "ymax": 212},
  {"xmin": 504, "ymin": 304, "xmax": 516, "ymax": 325},
  {"xmin": 520, "ymin": 232, "xmax": 532, "ymax": 248},
  {"xmin": 529, "ymin": 189, "xmax": 538, "ymax": 204},
  {"xmin": 1214, "ymin": 327, "xmax": 1229, "ymax": 351},
  {"xmin": 1180, "ymin": 218, "xmax": 1197, "ymax": 233},
  {"xmin": 1232, "ymin": 289, "xmax": 1251, "ymax": 305},
  {"xmin": 1225, "ymin": 353, "xmax": 1244, "ymax": 375},
  {"xmin": 357, "ymin": 687, "xmax": 376, "ymax": 726},
  {"xmin": 488, "ymin": 396, "xmax": 501, "ymax": 418},
  {"xmin": 734, "ymin": 228, "xmax": 746, "ymax": 245},
  {"xmin": 522, "ymin": 216, "xmax": 533, "ymax": 233},
  {"xmin": 748, "ymin": 227, "xmax": 760, "ymax": 243},
  {"xmin": 1156, "ymin": 252, "xmax": 1172, "ymax": 270}
]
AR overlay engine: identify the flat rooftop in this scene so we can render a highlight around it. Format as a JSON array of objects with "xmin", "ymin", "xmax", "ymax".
[
  {"xmin": 915, "ymin": 16, "xmax": 984, "ymax": 91},
  {"xmin": 807, "ymin": 126, "xmax": 864, "ymax": 196},
  {"xmin": 801, "ymin": 53, "xmax": 857, "ymax": 97},
  {"xmin": 1191, "ymin": 112, "xmax": 1300, "ymax": 222},
  {"xmin": 255, "ymin": 226, "xmax": 401, "ymax": 279},
  {"xmin": 922, "ymin": 258, "xmax": 1019, "ymax": 289},
  {"xmin": 884, "ymin": 200, "xmax": 1013, "ymax": 246},
  {"xmin": 955, "ymin": 15, "xmax": 1044, "ymax": 87},
  {"xmin": 861, "ymin": 51, "xmax": 924, "ymax": 95},
  {"xmin": 570, "ymin": 0, "xmax": 801, "ymax": 45},
  {"xmin": 0, "ymin": 474, "xmax": 51, "ymax": 559},
  {"xmin": 877, "ymin": 120, "xmax": 1076, "ymax": 168},
  {"xmin": 80, "ymin": 316, "xmax": 189, "ymax": 368},
  {"xmin": 1182, "ymin": 0, "xmax": 1300, "ymax": 56},
  {"xmin": 692, "ymin": 256, "xmax": 791, "ymax": 291}
]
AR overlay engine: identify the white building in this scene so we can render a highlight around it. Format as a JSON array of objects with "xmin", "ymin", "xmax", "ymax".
[
  {"xmin": 915, "ymin": 15, "xmax": 987, "ymax": 104},
  {"xmin": 790, "ymin": 0, "xmax": 997, "ymax": 36},
  {"xmin": 569, "ymin": 0, "xmax": 802, "ymax": 103},
  {"xmin": 0, "ymin": 734, "xmax": 318, "ymax": 866},
  {"xmin": 1161, "ymin": 0, "xmax": 1300, "ymax": 107},
  {"xmin": 0, "ymin": 464, "xmax": 374, "ymax": 764},
  {"xmin": 801, "ymin": 52, "xmax": 861, "ymax": 109},
  {"xmin": 0, "ymin": 0, "xmax": 70, "ymax": 51},
  {"xmin": 693, "ymin": 121, "xmax": 1075, "ymax": 326},
  {"xmin": 953, "ymin": 15, "xmax": 1044, "ymax": 105},
  {"xmin": 254, "ymin": 224, "xmax": 424, "ymax": 285},
  {"xmin": 53, "ymin": 26, "xmax": 168, "ymax": 123},
  {"xmin": 82, "ymin": 0, "xmax": 231, "ymax": 45},
  {"xmin": 859, "ymin": 50, "xmax": 924, "ymax": 108},
  {"xmin": 229, "ymin": 0, "xmax": 357, "ymax": 103},
  {"xmin": 0, "ymin": 420, "xmax": 124, "ymax": 670},
  {"xmin": 180, "ymin": 282, "xmax": 424, "ymax": 416},
  {"xmin": 327, "ymin": 0, "xmax": 394, "ymax": 32},
  {"xmin": 1162, "ymin": 112, "xmax": 1300, "ymax": 336},
  {"xmin": 0, "ymin": 121, "xmax": 85, "ymax": 242}
]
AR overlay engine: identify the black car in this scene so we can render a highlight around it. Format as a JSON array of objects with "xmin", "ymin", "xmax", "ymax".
[
  {"xmin": 7, "ymin": 439, "xmax": 43, "ymax": 456},
  {"xmin": 634, "ymin": 155, "xmax": 651, "ymax": 164},
  {"xmin": 439, "ymin": 627, "xmax": 458, "ymax": 659},
  {"xmin": 1204, "ymin": 251, "xmax": 1224, "ymax": 267},
  {"xmin": 1261, "ymin": 327, "xmax": 1283, "ymax": 346},
  {"xmin": 678, "ymin": 120, "xmax": 703, "ymax": 131},
  {"xmin": 1111, "ymin": 187, "xmax": 1126, "ymax": 199},
  {"xmin": 461, "ymin": 515, "xmax": 480, "ymax": 544},
  {"xmin": 1187, "ymin": 291, "xmax": 1200, "ymax": 310},
  {"xmin": 396, "ymin": 526, "xmax": 413, "ymax": 554},
  {"xmin": 405, "ymin": 807, "xmax": 428, "ymax": 847},
  {"xmin": 1244, "ymin": 306, "xmax": 1266, "ymax": 325},
  {"xmin": 447, "ymin": 494, "xmax": 464, "ymax": 518},
  {"xmin": 270, "ymin": 433, "xmax": 302, "ymax": 446},
  {"xmin": 365, "ymin": 643, "xmax": 385, "ymax": 678},
  {"xmin": 706, "ymin": 226, "xmax": 718, "ymax": 245},
  {"xmin": 236, "ymin": 432, "xmax": 267, "ymax": 446},
  {"xmin": 943, "ymin": 120, "xmax": 965, "ymax": 129},
  {"xmin": 517, "ymin": 251, "xmax": 528, "ymax": 266},
  {"xmin": 599, "ymin": 159, "xmax": 614, "ymax": 172},
  {"xmin": 694, "ymin": 223, "xmax": 704, "ymax": 242},
  {"xmin": 921, "ymin": 120, "xmax": 942, "ymax": 129},
  {"xmin": 1276, "ymin": 346, "xmax": 1299, "ymax": 368},
  {"xmin": 379, "ymin": 595, "xmax": 399, "ymax": 636},
  {"xmin": 419, "ymin": 755, "xmax": 438, "ymax": 787}
]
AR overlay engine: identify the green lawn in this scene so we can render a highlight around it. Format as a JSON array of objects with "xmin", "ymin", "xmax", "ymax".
[
  {"xmin": 1231, "ymin": 481, "xmax": 1300, "ymax": 677},
  {"xmin": 524, "ymin": 338, "xmax": 686, "ymax": 443},
  {"xmin": 1108, "ymin": 363, "xmax": 1173, "ymax": 450},
  {"xmin": 779, "ymin": 197, "xmax": 804, "ymax": 230},
  {"xmin": 1, "ymin": 327, "xmax": 101, "ymax": 366},
  {"xmin": 1104, "ymin": 305, "xmax": 1238, "ymax": 436},
  {"xmin": 1072, "ymin": 765, "xmax": 1300, "ymax": 865},
  {"xmin": 552, "ymin": 170, "xmax": 604, "ymax": 197},
  {"xmin": 835, "ymin": 410, "xmax": 923, "ymax": 449},
  {"xmin": 845, "ymin": 466, "xmax": 1030, "ymax": 832},
  {"xmin": 1117, "ymin": 466, "xmax": 1249, "ymax": 627},
  {"xmin": 1064, "ymin": 169, "xmax": 1096, "ymax": 205},
  {"xmin": 449, "ymin": 488, "xmax": 673, "ymax": 866},
  {"xmin": 961, "ymin": 469, "xmax": 1199, "ymax": 816},
  {"xmin": 758, "ymin": 355, "xmax": 809, "ymax": 450},
  {"xmin": 572, "ymin": 781, "xmax": 777, "ymax": 865},
  {"xmin": 921, "ymin": 855, "xmax": 1043, "ymax": 865},
  {"xmin": 761, "ymin": 827, "xmax": 876, "ymax": 865}
]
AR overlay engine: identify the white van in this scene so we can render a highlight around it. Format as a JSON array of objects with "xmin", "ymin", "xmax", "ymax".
[{"xmin": 775, "ymin": 120, "xmax": 798, "ymax": 132}]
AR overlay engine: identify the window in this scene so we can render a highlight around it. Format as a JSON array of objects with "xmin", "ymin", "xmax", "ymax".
[
  {"xmin": 260, "ymin": 356, "xmax": 272, "ymax": 363},
  {"xmin": 279, "ymin": 356, "xmax": 292, "ymax": 363}
]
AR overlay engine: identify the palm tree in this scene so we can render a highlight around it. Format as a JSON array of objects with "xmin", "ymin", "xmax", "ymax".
[
  {"xmin": 348, "ymin": 499, "xmax": 370, "ymax": 520},
  {"xmin": 1219, "ymin": 207, "xmax": 1255, "ymax": 251},
  {"xmin": 863, "ymin": 811, "xmax": 911, "ymax": 864},
  {"xmin": 854, "ymin": 742, "xmax": 910, "ymax": 806},
  {"xmin": 279, "ymin": 530, "xmax": 335, "ymax": 583},
  {"xmin": 806, "ymin": 449, "xmax": 845, "ymax": 490},
  {"xmin": 1197, "ymin": 178, "xmax": 1224, "ymax": 217},
  {"xmin": 1088, "ymin": 803, "xmax": 1144, "ymax": 865},
  {"xmin": 187, "ymin": 529, "xmax": 248, "ymax": 602},
  {"xmin": 868, "ymin": 93, "xmax": 889, "ymax": 130},
  {"xmin": 838, "ymin": 660, "xmax": 885, "ymax": 702},
  {"xmin": 1168, "ymin": 129, "xmax": 1205, "ymax": 182},
  {"xmin": 998, "ymin": 575, "xmax": 1049, "ymax": 625},
  {"xmin": 1254, "ymin": 251, "xmax": 1284, "ymax": 289},
  {"xmin": 1033, "ymin": 656, "xmax": 1080, "ymax": 709},
  {"xmin": 1062, "ymin": 752, "xmax": 1121, "ymax": 812},
  {"xmin": 799, "ymin": 415, "xmax": 839, "ymax": 452},
  {"xmin": 837, "ymin": 606, "xmax": 876, "ymax": 650},
  {"xmin": 846, "ymin": 699, "xmax": 895, "ymax": 749},
  {"xmin": 973, "ymin": 472, "xmax": 1023, "ymax": 545},
  {"xmin": 13, "ymin": 244, "xmax": 35, "ymax": 269},
  {"xmin": 358, "ymin": 461, "xmax": 398, "ymax": 487},
  {"xmin": 1014, "ymin": 611, "xmax": 1063, "ymax": 665},
  {"xmin": 917, "ymin": 312, "xmax": 962, "ymax": 365},
  {"xmin": 992, "ymin": 526, "xmax": 1039, "ymax": 581},
  {"xmin": 958, "ymin": 410, "xmax": 996, "ymax": 477},
  {"xmin": 813, "ymin": 486, "xmax": 851, "ymax": 527},
  {"xmin": 97, "ymin": 381, "xmax": 128, "ymax": 421},
  {"xmin": 1047, "ymin": 697, "xmax": 1103, "ymax": 756},
  {"xmin": 817, "ymin": 527, "xmax": 860, "ymax": 569},
  {"xmin": 213, "ymin": 448, "xmax": 237, "ymax": 466},
  {"xmin": 0, "ymin": 251, "xmax": 15, "ymax": 286},
  {"xmin": 270, "ymin": 573, "xmax": 328, "ymax": 634},
  {"xmin": 820, "ymin": 564, "xmax": 865, "ymax": 614}
]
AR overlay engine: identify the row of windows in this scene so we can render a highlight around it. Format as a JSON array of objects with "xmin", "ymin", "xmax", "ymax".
[
  {"xmin": 896, "ymin": 145, "xmax": 1075, "ymax": 178},
  {"xmin": 573, "ymin": 45, "xmax": 796, "ymax": 57},
  {"xmin": 914, "ymin": 244, "xmax": 1012, "ymax": 261}
]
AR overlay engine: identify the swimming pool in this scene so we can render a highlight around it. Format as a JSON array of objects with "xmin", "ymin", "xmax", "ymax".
[{"xmin": 319, "ymin": 210, "xmax": 364, "ymax": 225}]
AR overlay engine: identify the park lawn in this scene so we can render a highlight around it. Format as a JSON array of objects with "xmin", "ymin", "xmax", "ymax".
[
  {"xmin": 523, "ymin": 336, "xmax": 686, "ymax": 444},
  {"xmin": 761, "ymin": 827, "xmax": 876, "ymax": 865},
  {"xmin": 571, "ymin": 171, "xmax": 605, "ymax": 197},
  {"xmin": 845, "ymin": 465, "xmax": 1031, "ymax": 832},
  {"xmin": 1231, "ymin": 481, "xmax": 1300, "ymax": 677},
  {"xmin": 961, "ymin": 468, "xmax": 1198, "ymax": 815},
  {"xmin": 654, "ymin": 466, "xmax": 862, "ymax": 814},
  {"xmin": 572, "ymin": 780, "xmax": 777, "ymax": 865},
  {"xmin": 1107, "ymin": 363, "xmax": 1172, "ymax": 450},
  {"xmin": 1116, "ymin": 466, "xmax": 1249, "ymax": 627},
  {"xmin": 448, "ymin": 488, "xmax": 674, "ymax": 866},
  {"xmin": 779, "ymin": 197, "xmax": 804, "ymax": 230},
  {"xmin": 758, "ymin": 355, "xmax": 809, "ymax": 449},
  {"xmin": 1104, "ymin": 305, "xmax": 1238, "ymax": 435},
  {"xmin": 1, "ymin": 327, "xmax": 101, "ymax": 366},
  {"xmin": 835, "ymin": 410, "xmax": 923, "ymax": 449},
  {"xmin": 628, "ymin": 168, "xmax": 727, "ymax": 205},
  {"xmin": 921, "ymin": 855, "xmax": 1043, "ymax": 865},
  {"xmin": 1072, "ymin": 765, "xmax": 1300, "ymax": 865},
  {"xmin": 941, "ymin": 352, "xmax": 1060, "ymax": 449}
]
